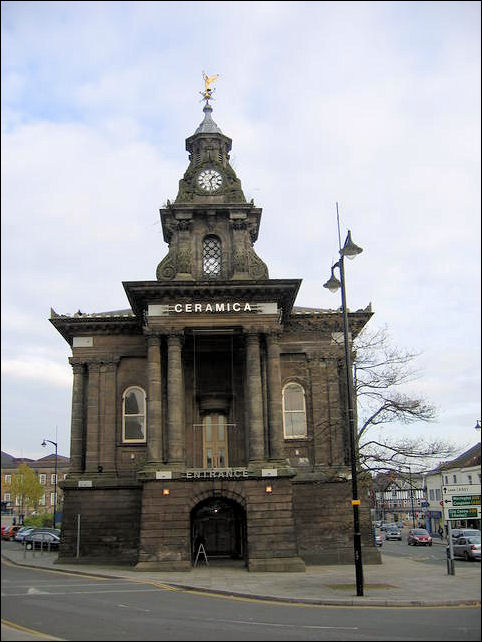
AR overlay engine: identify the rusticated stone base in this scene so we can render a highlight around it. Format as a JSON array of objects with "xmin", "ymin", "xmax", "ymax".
[{"xmin": 248, "ymin": 557, "xmax": 306, "ymax": 572}]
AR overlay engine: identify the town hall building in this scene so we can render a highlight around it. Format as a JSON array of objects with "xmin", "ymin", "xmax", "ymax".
[{"xmin": 51, "ymin": 87, "xmax": 379, "ymax": 571}]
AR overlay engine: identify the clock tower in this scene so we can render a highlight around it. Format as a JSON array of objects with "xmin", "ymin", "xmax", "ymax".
[{"xmin": 156, "ymin": 100, "xmax": 269, "ymax": 282}]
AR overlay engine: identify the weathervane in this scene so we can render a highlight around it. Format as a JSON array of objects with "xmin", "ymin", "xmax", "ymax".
[{"xmin": 200, "ymin": 71, "xmax": 219, "ymax": 102}]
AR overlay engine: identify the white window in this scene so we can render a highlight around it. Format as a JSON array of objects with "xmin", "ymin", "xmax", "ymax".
[
  {"xmin": 282, "ymin": 382, "xmax": 308, "ymax": 439},
  {"xmin": 63, "ymin": 473, "xmax": 68, "ymax": 480},
  {"xmin": 51, "ymin": 474, "xmax": 57, "ymax": 484},
  {"xmin": 444, "ymin": 475, "xmax": 448, "ymax": 484},
  {"xmin": 4, "ymin": 493, "xmax": 11, "ymax": 502},
  {"xmin": 4, "ymin": 474, "xmax": 11, "ymax": 484},
  {"xmin": 39, "ymin": 494, "xmax": 46, "ymax": 506},
  {"xmin": 452, "ymin": 474, "xmax": 457, "ymax": 483},
  {"xmin": 39, "ymin": 474, "xmax": 46, "ymax": 485},
  {"xmin": 435, "ymin": 488, "xmax": 441, "ymax": 500},
  {"xmin": 202, "ymin": 235, "xmax": 222, "ymax": 277},
  {"xmin": 467, "ymin": 474, "xmax": 472, "ymax": 484},
  {"xmin": 50, "ymin": 493, "xmax": 56, "ymax": 506},
  {"xmin": 429, "ymin": 489, "xmax": 435, "ymax": 501},
  {"xmin": 122, "ymin": 387, "xmax": 147, "ymax": 443}
]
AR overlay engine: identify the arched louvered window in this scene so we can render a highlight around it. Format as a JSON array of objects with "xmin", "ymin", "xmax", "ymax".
[
  {"xmin": 122, "ymin": 386, "xmax": 146, "ymax": 443},
  {"xmin": 203, "ymin": 235, "xmax": 222, "ymax": 277},
  {"xmin": 282, "ymin": 382, "xmax": 307, "ymax": 439}
]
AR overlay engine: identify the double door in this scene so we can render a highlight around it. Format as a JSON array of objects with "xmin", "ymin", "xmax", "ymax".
[{"xmin": 203, "ymin": 413, "xmax": 228, "ymax": 468}]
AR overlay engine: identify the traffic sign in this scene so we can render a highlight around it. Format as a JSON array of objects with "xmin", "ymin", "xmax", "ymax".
[
  {"xmin": 442, "ymin": 484, "xmax": 481, "ymax": 521},
  {"xmin": 447, "ymin": 508, "xmax": 479, "ymax": 519}
]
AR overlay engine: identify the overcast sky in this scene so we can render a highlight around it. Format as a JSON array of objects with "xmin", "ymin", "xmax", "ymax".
[{"xmin": 2, "ymin": 1, "xmax": 480, "ymax": 464}]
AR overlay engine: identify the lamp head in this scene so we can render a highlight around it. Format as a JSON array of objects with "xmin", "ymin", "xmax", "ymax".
[
  {"xmin": 41, "ymin": 439, "xmax": 47, "ymax": 448},
  {"xmin": 341, "ymin": 230, "xmax": 363, "ymax": 260},
  {"xmin": 323, "ymin": 266, "xmax": 341, "ymax": 293}
]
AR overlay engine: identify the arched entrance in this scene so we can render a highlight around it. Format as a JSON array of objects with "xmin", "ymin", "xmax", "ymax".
[{"xmin": 190, "ymin": 496, "xmax": 247, "ymax": 565}]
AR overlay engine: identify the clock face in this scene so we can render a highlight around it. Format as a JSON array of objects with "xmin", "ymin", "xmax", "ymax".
[{"xmin": 197, "ymin": 168, "xmax": 223, "ymax": 192}]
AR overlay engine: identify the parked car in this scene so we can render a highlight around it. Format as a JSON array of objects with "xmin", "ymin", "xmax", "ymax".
[
  {"xmin": 380, "ymin": 523, "xmax": 394, "ymax": 531},
  {"xmin": 14, "ymin": 527, "xmax": 35, "ymax": 542},
  {"xmin": 2, "ymin": 525, "xmax": 22, "ymax": 541},
  {"xmin": 448, "ymin": 536, "xmax": 481, "ymax": 561},
  {"xmin": 24, "ymin": 531, "xmax": 60, "ymax": 551},
  {"xmin": 385, "ymin": 527, "xmax": 402, "ymax": 541},
  {"xmin": 374, "ymin": 530, "xmax": 383, "ymax": 546},
  {"xmin": 407, "ymin": 528, "xmax": 432, "ymax": 546},
  {"xmin": 451, "ymin": 529, "xmax": 480, "ymax": 541}
]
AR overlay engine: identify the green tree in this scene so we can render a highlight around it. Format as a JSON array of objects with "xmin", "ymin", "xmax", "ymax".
[{"xmin": 7, "ymin": 463, "xmax": 44, "ymax": 517}]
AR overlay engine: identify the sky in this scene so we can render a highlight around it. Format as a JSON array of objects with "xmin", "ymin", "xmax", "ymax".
[{"xmin": 1, "ymin": 1, "xmax": 480, "ymax": 464}]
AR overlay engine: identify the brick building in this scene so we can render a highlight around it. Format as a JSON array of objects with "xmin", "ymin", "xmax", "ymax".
[
  {"xmin": 51, "ymin": 96, "xmax": 380, "ymax": 570},
  {"xmin": 1, "ymin": 451, "xmax": 70, "ymax": 520}
]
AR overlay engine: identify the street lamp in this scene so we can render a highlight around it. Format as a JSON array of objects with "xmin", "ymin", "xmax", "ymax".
[
  {"xmin": 42, "ymin": 438, "xmax": 58, "ymax": 529},
  {"xmin": 323, "ymin": 203, "xmax": 364, "ymax": 597},
  {"xmin": 474, "ymin": 420, "xmax": 481, "ymax": 433}
]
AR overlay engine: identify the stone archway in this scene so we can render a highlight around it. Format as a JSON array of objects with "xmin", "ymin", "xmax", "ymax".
[{"xmin": 190, "ymin": 495, "xmax": 247, "ymax": 565}]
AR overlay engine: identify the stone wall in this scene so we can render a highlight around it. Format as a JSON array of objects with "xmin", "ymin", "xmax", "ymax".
[{"xmin": 58, "ymin": 483, "xmax": 142, "ymax": 564}]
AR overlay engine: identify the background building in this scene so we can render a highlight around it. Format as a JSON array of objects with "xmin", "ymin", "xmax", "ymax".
[
  {"xmin": 372, "ymin": 471, "xmax": 425, "ymax": 526},
  {"xmin": 1, "ymin": 450, "xmax": 70, "ymax": 522},
  {"xmin": 424, "ymin": 443, "xmax": 481, "ymax": 534},
  {"xmin": 51, "ymin": 97, "xmax": 380, "ymax": 571}
]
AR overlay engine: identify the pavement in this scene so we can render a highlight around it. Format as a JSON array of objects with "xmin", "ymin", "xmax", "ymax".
[{"xmin": 1, "ymin": 539, "xmax": 480, "ymax": 610}]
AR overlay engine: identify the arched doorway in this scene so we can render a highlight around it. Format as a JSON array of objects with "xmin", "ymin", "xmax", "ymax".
[{"xmin": 190, "ymin": 496, "xmax": 247, "ymax": 565}]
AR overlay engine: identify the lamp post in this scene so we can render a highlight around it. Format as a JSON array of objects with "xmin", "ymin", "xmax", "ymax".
[
  {"xmin": 41, "ymin": 438, "xmax": 58, "ymax": 529},
  {"xmin": 323, "ymin": 203, "xmax": 364, "ymax": 597}
]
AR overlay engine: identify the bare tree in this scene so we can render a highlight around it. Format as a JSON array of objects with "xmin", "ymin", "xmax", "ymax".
[{"xmin": 353, "ymin": 325, "xmax": 457, "ymax": 474}]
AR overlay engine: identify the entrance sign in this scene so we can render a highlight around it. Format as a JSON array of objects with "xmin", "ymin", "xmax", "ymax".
[{"xmin": 183, "ymin": 468, "xmax": 249, "ymax": 479}]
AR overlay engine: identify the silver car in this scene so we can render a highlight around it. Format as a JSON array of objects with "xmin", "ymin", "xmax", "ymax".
[
  {"xmin": 385, "ymin": 527, "xmax": 402, "ymax": 541},
  {"xmin": 449, "ymin": 536, "xmax": 481, "ymax": 561}
]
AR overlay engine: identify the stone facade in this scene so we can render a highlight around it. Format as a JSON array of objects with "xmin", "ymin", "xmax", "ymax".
[{"xmin": 51, "ymin": 98, "xmax": 380, "ymax": 570}]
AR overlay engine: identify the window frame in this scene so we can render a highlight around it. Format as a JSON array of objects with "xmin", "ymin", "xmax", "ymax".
[
  {"xmin": 282, "ymin": 381, "xmax": 308, "ymax": 439},
  {"xmin": 39, "ymin": 474, "xmax": 46, "ymax": 485},
  {"xmin": 202, "ymin": 235, "xmax": 222, "ymax": 278},
  {"xmin": 122, "ymin": 386, "xmax": 147, "ymax": 444}
]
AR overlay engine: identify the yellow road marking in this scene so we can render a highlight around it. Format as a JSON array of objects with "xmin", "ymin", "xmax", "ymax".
[{"xmin": 1, "ymin": 618, "xmax": 65, "ymax": 640}]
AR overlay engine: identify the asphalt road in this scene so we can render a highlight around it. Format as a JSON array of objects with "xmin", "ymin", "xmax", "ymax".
[{"xmin": 1, "ymin": 560, "xmax": 480, "ymax": 641}]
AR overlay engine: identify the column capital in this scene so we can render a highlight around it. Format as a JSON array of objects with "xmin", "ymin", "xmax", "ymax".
[
  {"xmin": 146, "ymin": 334, "xmax": 162, "ymax": 348},
  {"xmin": 68, "ymin": 358, "xmax": 85, "ymax": 374}
]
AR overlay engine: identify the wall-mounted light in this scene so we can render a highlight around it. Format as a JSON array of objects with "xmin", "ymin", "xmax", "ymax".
[
  {"xmin": 265, "ymin": 485, "xmax": 273, "ymax": 494},
  {"xmin": 162, "ymin": 488, "xmax": 170, "ymax": 496}
]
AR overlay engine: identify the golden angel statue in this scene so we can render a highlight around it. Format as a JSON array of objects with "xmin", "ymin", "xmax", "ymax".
[{"xmin": 201, "ymin": 71, "xmax": 219, "ymax": 100}]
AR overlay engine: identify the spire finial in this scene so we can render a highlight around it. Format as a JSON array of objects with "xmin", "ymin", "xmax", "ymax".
[{"xmin": 200, "ymin": 71, "xmax": 219, "ymax": 103}]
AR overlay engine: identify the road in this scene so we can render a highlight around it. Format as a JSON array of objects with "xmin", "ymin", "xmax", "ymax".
[{"xmin": 1, "ymin": 559, "xmax": 480, "ymax": 641}]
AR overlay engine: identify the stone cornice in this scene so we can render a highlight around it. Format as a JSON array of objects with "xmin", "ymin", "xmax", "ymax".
[
  {"xmin": 50, "ymin": 315, "xmax": 142, "ymax": 346},
  {"xmin": 123, "ymin": 278, "xmax": 301, "ymax": 322}
]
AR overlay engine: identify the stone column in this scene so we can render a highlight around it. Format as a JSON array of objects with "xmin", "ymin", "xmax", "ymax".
[
  {"xmin": 266, "ymin": 332, "xmax": 284, "ymax": 461},
  {"xmin": 167, "ymin": 333, "xmax": 184, "ymax": 465},
  {"xmin": 68, "ymin": 359, "xmax": 85, "ymax": 474},
  {"xmin": 246, "ymin": 331, "xmax": 265, "ymax": 462},
  {"xmin": 147, "ymin": 334, "xmax": 163, "ymax": 463},
  {"xmin": 85, "ymin": 361, "xmax": 101, "ymax": 473},
  {"xmin": 100, "ymin": 360, "xmax": 118, "ymax": 474}
]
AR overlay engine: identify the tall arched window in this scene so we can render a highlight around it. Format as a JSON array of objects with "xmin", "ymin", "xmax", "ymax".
[
  {"xmin": 122, "ymin": 387, "xmax": 146, "ymax": 443},
  {"xmin": 203, "ymin": 235, "xmax": 222, "ymax": 277},
  {"xmin": 282, "ymin": 382, "xmax": 307, "ymax": 439}
]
